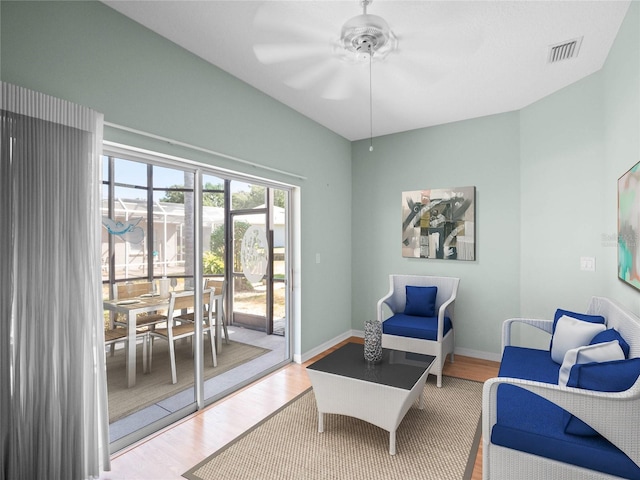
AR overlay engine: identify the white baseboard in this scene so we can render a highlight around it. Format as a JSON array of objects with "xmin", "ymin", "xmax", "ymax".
[
  {"xmin": 454, "ymin": 347, "xmax": 501, "ymax": 363},
  {"xmin": 297, "ymin": 330, "xmax": 501, "ymax": 364},
  {"xmin": 295, "ymin": 329, "xmax": 359, "ymax": 364}
]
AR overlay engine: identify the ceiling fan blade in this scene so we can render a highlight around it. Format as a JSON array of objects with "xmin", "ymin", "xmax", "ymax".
[
  {"xmin": 253, "ymin": 1, "xmax": 339, "ymax": 42},
  {"xmin": 321, "ymin": 66, "xmax": 360, "ymax": 100},
  {"xmin": 382, "ymin": 54, "xmax": 448, "ymax": 86},
  {"xmin": 253, "ymin": 43, "xmax": 330, "ymax": 65},
  {"xmin": 284, "ymin": 58, "xmax": 339, "ymax": 91},
  {"xmin": 285, "ymin": 59, "xmax": 361, "ymax": 101}
]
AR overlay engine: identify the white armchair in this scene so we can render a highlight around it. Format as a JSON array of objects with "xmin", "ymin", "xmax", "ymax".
[{"xmin": 377, "ymin": 274, "xmax": 460, "ymax": 387}]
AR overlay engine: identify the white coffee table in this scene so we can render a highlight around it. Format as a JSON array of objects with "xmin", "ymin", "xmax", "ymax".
[{"xmin": 306, "ymin": 343, "xmax": 435, "ymax": 455}]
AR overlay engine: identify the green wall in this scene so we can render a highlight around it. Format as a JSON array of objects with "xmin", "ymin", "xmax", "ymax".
[
  {"xmin": 352, "ymin": 2, "xmax": 639, "ymax": 358},
  {"xmin": 352, "ymin": 113, "xmax": 521, "ymax": 357},
  {"xmin": 3, "ymin": 1, "xmax": 639, "ymax": 358},
  {"xmin": 603, "ymin": 1, "xmax": 640, "ymax": 311},
  {"xmin": 519, "ymin": 73, "xmax": 605, "ymax": 314},
  {"xmin": 517, "ymin": 73, "xmax": 605, "ymax": 348},
  {"xmin": 0, "ymin": 0, "xmax": 353, "ymax": 356}
]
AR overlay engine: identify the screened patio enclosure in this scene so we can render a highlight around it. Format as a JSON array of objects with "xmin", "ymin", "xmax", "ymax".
[{"xmin": 101, "ymin": 198, "xmax": 224, "ymax": 280}]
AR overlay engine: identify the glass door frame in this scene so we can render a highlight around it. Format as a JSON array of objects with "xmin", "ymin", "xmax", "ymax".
[
  {"xmin": 228, "ymin": 206, "xmax": 271, "ymax": 332},
  {"xmin": 226, "ymin": 184, "xmax": 288, "ymax": 338}
]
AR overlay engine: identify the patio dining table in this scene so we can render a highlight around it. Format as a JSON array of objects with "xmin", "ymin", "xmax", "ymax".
[{"xmin": 103, "ymin": 290, "xmax": 224, "ymax": 388}]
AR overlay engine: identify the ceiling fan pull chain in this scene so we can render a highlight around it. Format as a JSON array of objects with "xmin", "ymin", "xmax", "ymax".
[{"xmin": 369, "ymin": 50, "xmax": 374, "ymax": 152}]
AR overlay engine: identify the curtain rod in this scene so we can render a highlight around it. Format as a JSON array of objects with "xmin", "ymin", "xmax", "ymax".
[{"xmin": 104, "ymin": 121, "xmax": 307, "ymax": 181}]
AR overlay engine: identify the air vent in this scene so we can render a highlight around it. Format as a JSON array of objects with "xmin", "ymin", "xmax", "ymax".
[{"xmin": 548, "ymin": 37, "xmax": 583, "ymax": 63}]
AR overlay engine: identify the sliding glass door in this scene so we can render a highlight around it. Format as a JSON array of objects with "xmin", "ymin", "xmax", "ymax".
[{"xmin": 101, "ymin": 148, "xmax": 291, "ymax": 451}]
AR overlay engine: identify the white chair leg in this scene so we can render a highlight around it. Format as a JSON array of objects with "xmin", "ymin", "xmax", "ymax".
[
  {"xmin": 222, "ymin": 314, "xmax": 229, "ymax": 344},
  {"xmin": 142, "ymin": 333, "xmax": 148, "ymax": 374},
  {"xmin": 209, "ymin": 327, "xmax": 217, "ymax": 367},
  {"xmin": 148, "ymin": 336, "xmax": 154, "ymax": 373},
  {"xmin": 169, "ymin": 339, "xmax": 177, "ymax": 384}
]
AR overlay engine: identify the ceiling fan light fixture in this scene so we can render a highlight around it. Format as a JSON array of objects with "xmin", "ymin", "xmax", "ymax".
[
  {"xmin": 340, "ymin": 0, "xmax": 396, "ymax": 62},
  {"xmin": 341, "ymin": 13, "xmax": 395, "ymax": 60}
]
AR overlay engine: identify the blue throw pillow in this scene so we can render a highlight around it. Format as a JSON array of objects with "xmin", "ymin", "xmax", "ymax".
[
  {"xmin": 404, "ymin": 286, "xmax": 437, "ymax": 317},
  {"xmin": 590, "ymin": 329, "xmax": 631, "ymax": 359},
  {"xmin": 564, "ymin": 357, "xmax": 640, "ymax": 436}
]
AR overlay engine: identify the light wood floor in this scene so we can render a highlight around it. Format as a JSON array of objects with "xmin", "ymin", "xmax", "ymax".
[{"xmin": 99, "ymin": 337, "xmax": 500, "ymax": 480}]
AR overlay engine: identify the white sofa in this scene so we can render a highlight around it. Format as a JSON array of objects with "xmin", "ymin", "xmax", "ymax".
[{"xmin": 483, "ymin": 296, "xmax": 640, "ymax": 479}]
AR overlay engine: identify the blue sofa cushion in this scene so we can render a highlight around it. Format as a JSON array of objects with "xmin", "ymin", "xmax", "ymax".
[
  {"xmin": 563, "ymin": 357, "xmax": 640, "ymax": 436},
  {"xmin": 590, "ymin": 328, "xmax": 631, "ymax": 358},
  {"xmin": 382, "ymin": 313, "xmax": 451, "ymax": 341},
  {"xmin": 557, "ymin": 341, "xmax": 625, "ymax": 387},
  {"xmin": 492, "ymin": 384, "xmax": 640, "ymax": 479},
  {"xmin": 404, "ymin": 285, "xmax": 437, "ymax": 317}
]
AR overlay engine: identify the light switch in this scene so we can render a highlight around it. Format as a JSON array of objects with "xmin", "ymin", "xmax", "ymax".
[
  {"xmin": 316, "ymin": 253, "xmax": 321, "ymax": 264},
  {"xmin": 580, "ymin": 257, "xmax": 596, "ymax": 272}
]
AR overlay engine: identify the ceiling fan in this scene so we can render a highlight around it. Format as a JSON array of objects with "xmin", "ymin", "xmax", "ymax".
[
  {"xmin": 252, "ymin": 0, "xmax": 480, "ymax": 101},
  {"xmin": 252, "ymin": 1, "xmax": 482, "ymax": 148},
  {"xmin": 252, "ymin": 0, "xmax": 400, "ymax": 101}
]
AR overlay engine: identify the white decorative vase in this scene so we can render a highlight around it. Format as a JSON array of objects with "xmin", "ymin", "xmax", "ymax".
[{"xmin": 363, "ymin": 320, "xmax": 383, "ymax": 364}]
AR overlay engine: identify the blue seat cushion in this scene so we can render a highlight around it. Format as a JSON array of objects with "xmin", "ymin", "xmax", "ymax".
[
  {"xmin": 492, "ymin": 384, "xmax": 640, "ymax": 479},
  {"xmin": 382, "ymin": 313, "xmax": 452, "ymax": 341}
]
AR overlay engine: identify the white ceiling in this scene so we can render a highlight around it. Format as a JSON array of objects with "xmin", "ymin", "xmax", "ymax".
[{"xmin": 103, "ymin": 0, "xmax": 631, "ymax": 141}]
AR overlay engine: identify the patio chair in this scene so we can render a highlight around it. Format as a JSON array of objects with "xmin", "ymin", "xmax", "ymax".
[
  {"xmin": 148, "ymin": 289, "xmax": 217, "ymax": 384},
  {"xmin": 104, "ymin": 282, "xmax": 167, "ymax": 359},
  {"xmin": 377, "ymin": 274, "xmax": 460, "ymax": 387},
  {"xmin": 205, "ymin": 278, "xmax": 229, "ymax": 345},
  {"xmin": 104, "ymin": 326, "xmax": 149, "ymax": 372},
  {"xmin": 172, "ymin": 278, "xmax": 229, "ymax": 345},
  {"xmin": 112, "ymin": 281, "xmax": 168, "ymax": 332}
]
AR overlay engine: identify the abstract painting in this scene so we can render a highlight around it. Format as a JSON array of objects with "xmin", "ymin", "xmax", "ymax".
[
  {"xmin": 618, "ymin": 162, "xmax": 640, "ymax": 289},
  {"xmin": 402, "ymin": 186, "xmax": 475, "ymax": 260}
]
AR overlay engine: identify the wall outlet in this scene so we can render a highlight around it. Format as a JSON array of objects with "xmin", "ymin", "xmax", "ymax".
[{"xmin": 580, "ymin": 256, "xmax": 596, "ymax": 272}]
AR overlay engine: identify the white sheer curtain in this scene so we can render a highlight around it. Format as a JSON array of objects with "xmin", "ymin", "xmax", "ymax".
[{"xmin": 0, "ymin": 83, "xmax": 110, "ymax": 479}]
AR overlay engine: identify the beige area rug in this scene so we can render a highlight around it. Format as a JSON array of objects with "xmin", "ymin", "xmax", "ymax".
[
  {"xmin": 184, "ymin": 376, "xmax": 483, "ymax": 480},
  {"xmin": 106, "ymin": 339, "xmax": 270, "ymax": 422}
]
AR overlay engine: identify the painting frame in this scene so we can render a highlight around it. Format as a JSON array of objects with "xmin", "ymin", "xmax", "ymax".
[
  {"xmin": 618, "ymin": 161, "xmax": 640, "ymax": 290},
  {"xmin": 402, "ymin": 186, "xmax": 476, "ymax": 261}
]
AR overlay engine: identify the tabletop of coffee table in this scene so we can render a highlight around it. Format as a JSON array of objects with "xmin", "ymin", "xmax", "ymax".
[{"xmin": 307, "ymin": 342, "xmax": 435, "ymax": 390}]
